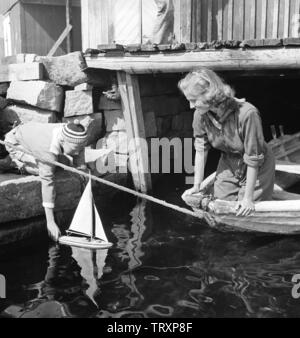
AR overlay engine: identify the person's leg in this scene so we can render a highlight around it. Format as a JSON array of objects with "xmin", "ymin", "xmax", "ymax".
[
  {"xmin": 238, "ymin": 145, "xmax": 275, "ymax": 201},
  {"xmin": 213, "ymin": 155, "xmax": 240, "ymax": 201}
]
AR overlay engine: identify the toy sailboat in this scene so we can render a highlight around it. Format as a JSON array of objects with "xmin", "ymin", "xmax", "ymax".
[{"xmin": 59, "ymin": 176, "xmax": 113, "ymax": 250}]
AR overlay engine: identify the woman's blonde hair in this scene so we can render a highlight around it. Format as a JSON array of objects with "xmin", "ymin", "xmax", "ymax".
[{"xmin": 178, "ymin": 68, "xmax": 235, "ymax": 108}]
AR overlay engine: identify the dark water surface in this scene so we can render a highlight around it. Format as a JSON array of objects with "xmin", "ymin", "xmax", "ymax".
[{"xmin": 1, "ymin": 176, "xmax": 300, "ymax": 318}]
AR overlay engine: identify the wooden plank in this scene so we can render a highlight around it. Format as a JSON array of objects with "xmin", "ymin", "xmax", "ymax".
[
  {"xmin": 211, "ymin": 0, "xmax": 218, "ymax": 40},
  {"xmin": 80, "ymin": 0, "xmax": 89, "ymax": 51},
  {"xmin": 292, "ymin": 0, "xmax": 300, "ymax": 37},
  {"xmin": 191, "ymin": 0, "xmax": 197, "ymax": 42},
  {"xmin": 47, "ymin": 24, "xmax": 72, "ymax": 57},
  {"xmin": 196, "ymin": 0, "xmax": 202, "ymax": 42},
  {"xmin": 245, "ymin": 0, "xmax": 255, "ymax": 39},
  {"xmin": 284, "ymin": 0, "xmax": 291, "ymax": 38},
  {"xmin": 271, "ymin": 0, "xmax": 280, "ymax": 38},
  {"xmin": 21, "ymin": 0, "xmax": 81, "ymax": 6},
  {"xmin": 181, "ymin": 0, "xmax": 192, "ymax": 42},
  {"xmin": 260, "ymin": 0, "xmax": 267, "ymax": 39},
  {"xmin": 233, "ymin": 0, "xmax": 244, "ymax": 40},
  {"xmin": 244, "ymin": 0, "xmax": 250, "ymax": 39},
  {"xmin": 217, "ymin": 0, "xmax": 223, "ymax": 40},
  {"xmin": 201, "ymin": 0, "xmax": 208, "ymax": 42},
  {"xmin": 86, "ymin": 48, "xmax": 300, "ymax": 73},
  {"xmin": 207, "ymin": 0, "xmax": 213, "ymax": 41},
  {"xmin": 117, "ymin": 71, "xmax": 152, "ymax": 193},
  {"xmin": 0, "ymin": 62, "xmax": 43, "ymax": 82},
  {"xmin": 227, "ymin": 0, "xmax": 233, "ymax": 40},
  {"xmin": 173, "ymin": 0, "xmax": 181, "ymax": 42},
  {"xmin": 66, "ymin": 0, "xmax": 73, "ymax": 53},
  {"xmin": 250, "ymin": 0, "xmax": 256, "ymax": 39}
]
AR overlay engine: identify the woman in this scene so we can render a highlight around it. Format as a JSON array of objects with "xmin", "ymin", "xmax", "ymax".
[{"xmin": 179, "ymin": 68, "xmax": 275, "ymax": 216}]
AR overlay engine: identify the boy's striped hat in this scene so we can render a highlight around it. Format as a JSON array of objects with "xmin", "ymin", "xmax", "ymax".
[{"xmin": 62, "ymin": 120, "xmax": 87, "ymax": 145}]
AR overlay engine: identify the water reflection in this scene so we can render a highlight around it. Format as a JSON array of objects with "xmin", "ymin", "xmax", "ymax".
[{"xmin": 2, "ymin": 191, "xmax": 300, "ymax": 317}]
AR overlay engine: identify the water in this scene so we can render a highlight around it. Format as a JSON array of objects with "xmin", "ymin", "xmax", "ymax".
[{"xmin": 1, "ymin": 175, "xmax": 300, "ymax": 318}]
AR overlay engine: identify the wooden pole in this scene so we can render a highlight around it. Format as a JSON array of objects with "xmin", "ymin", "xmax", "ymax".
[
  {"xmin": 117, "ymin": 71, "xmax": 152, "ymax": 193},
  {"xmin": 66, "ymin": 0, "xmax": 73, "ymax": 53}
]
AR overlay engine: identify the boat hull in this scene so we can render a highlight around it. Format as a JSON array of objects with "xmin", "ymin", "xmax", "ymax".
[
  {"xmin": 192, "ymin": 208, "xmax": 300, "ymax": 235},
  {"xmin": 59, "ymin": 236, "xmax": 113, "ymax": 250}
]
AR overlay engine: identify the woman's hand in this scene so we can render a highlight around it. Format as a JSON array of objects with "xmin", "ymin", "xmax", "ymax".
[
  {"xmin": 235, "ymin": 198, "xmax": 255, "ymax": 217},
  {"xmin": 182, "ymin": 186, "xmax": 201, "ymax": 199}
]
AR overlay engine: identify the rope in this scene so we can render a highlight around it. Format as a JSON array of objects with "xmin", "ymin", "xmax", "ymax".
[{"xmin": 0, "ymin": 139, "xmax": 199, "ymax": 218}]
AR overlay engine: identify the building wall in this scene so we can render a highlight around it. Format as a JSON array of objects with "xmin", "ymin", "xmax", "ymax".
[
  {"xmin": 81, "ymin": 0, "xmax": 300, "ymax": 49},
  {"xmin": 21, "ymin": 3, "xmax": 82, "ymax": 55},
  {"xmin": 181, "ymin": 0, "xmax": 300, "ymax": 42},
  {"xmin": 1, "ymin": 1, "xmax": 82, "ymax": 57}
]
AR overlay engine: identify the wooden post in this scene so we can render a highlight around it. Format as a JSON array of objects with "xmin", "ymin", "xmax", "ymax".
[
  {"xmin": 117, "ymin": 71, "xmax": 152, "ymax": 193},
  {"xmin": 66, "ymin": 0, "xmax": 73, "ymax": 53}
]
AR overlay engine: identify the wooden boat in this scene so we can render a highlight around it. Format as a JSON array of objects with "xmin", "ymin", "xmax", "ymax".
[
  {"xmin": 182, "ymin": 173, "xmax": 300, "ymax": 235},
  {"xmin": 269, "ymin": 129, "xmax": 300, "ymax": 189},
  {"xmin": 59, "ymin": 176, "xmax": 113, "ymax": 250}
]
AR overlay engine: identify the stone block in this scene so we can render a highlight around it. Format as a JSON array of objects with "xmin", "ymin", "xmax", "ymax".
[
  {"xmin": 1, "ymin": 105, "xmax": 57, "ymax": 130},
  {"xmin": 0, "ymin": 171, "xmax": 82, "ymax": 224},
  {"xmin": 38, "ymin": 51, "xmax": 88, "ymax": 87},
  {"xmin": 104, "ymin": 109, "xmax": 126, "ymax": 132},
  {"xmin": 64, "ymin": 90, "xmax": 93, "ymax": 117},
  {"xmin": 7, "ymin": 81, "xmax": 64, "ymax": 112},
  {"xmin": 63, "ymin": 113, "xmax": 103, "ymax": 145},
  {"xmin": 99, "ymin": 95, "xmax": 122, "ymax": 110},
  {"xmin": 74, "ymin": 83, "xmax": 93, "ymax": 91}
]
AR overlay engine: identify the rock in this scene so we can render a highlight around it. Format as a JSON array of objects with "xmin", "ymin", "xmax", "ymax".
[
  {"xmin": 7, "ymin": 81, "xmax": 64, "ymax": 112},
  {"xmin": 38, "ymin": 51, "xmax": 88, "ymax": 87},
  {"xmin": 1, "ymin": 105, "xmax": 57, "ymax": 129},
  {"xmin": 0, "ymin": 171, "xmax": 82, "ymax": 224},
  {"xmin": 99, "ymin": 95, "xmax": 122, "ymax": 110},
  {"xmin": 63, "ymin": 113, "xmax": 103, "ymax": 145},
  {"xmin": 21, "ymin": 301, "xmax": 67, "ymax": 318},
  {"xmin": 104, "ymin": 109, "xmax": 126, "ymax": 132},
  {"xmin": 0, "ymin": 63, "xmax": 43, "ymax": 82},
  {"xmin": 1, "ymin": 305, "xmax": 25, "ymax": 318},
  {"xmin": 64, "ymin": 90, "xmax": 93, "ymax": 117},
  {"xmin": 74, "ymin": 83, "xmax": 93, "ymax": 91}
]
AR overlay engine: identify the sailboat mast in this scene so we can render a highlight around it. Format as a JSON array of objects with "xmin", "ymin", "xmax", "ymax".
[{"xmin": 91, "ymin": 196, "xmax": 95, "ymax": 239}]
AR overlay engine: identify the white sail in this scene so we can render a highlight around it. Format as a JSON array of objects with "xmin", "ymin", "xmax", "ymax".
[
  {"xmin": 68, "ymin": 179, "xmax": 93, "ymax": 237},
  {"xmin": 94, "ymin": 204, "xmax": 109, "ymax": 242}
]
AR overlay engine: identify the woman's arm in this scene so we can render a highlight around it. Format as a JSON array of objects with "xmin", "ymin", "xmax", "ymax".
[
  {"xmin": 236, "ymin": 165, "xmax": 258, "ymax": 216},
  {"xmin": 182, "ymin": 149, "xmax": 208, "ymax": 198}
]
